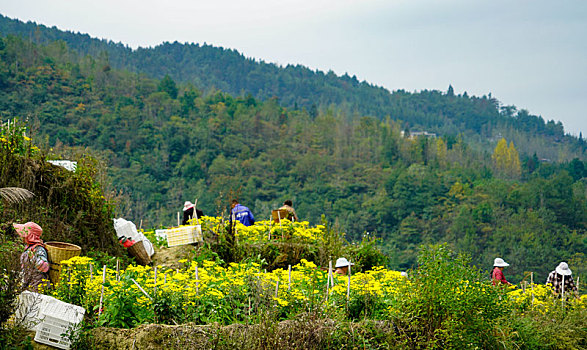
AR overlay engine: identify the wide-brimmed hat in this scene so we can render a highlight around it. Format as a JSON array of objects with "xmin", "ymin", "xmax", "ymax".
[
  {"xmin": 555, "ymin": 262, "xmax": 572, "ymax": 276},
  {"xmin": 335, "ymin": 257, "xmax": 354, "ymax": 268},
  {"xmin": 13, "ymin": 222, "xmax": 43, "ymax": 245},
  {"xmin": 183, "ymin": 201, "xmax": 194, "ymax": 211},
  {"xmin": 493, "ymin": 258, "xmax": 509, "ymax": 267}
]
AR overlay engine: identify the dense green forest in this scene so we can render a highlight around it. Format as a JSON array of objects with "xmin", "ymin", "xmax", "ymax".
[
  {"xmin": 0, "ymin": 14, "xmax": 585, "ymax": 162},
  {"xmin": 0, "ymin": 24, "xmax": 585, "ymax": 285}
]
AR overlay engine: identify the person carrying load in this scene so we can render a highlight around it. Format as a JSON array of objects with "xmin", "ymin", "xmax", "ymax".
[
  {"xmin": 13, "ymin": 222, "xmax": 50, "ymax": 291},
  {"xmin": 279, "ymin": 199, "xmax": 299, "ymax": 221}
]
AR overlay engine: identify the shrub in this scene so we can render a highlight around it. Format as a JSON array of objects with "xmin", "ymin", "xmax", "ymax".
[{"xmin": 391, "ymin": 244, "xmax": 507, "ymax": 349}]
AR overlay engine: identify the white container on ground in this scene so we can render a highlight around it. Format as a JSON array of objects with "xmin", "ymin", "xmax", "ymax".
[
  {"xmin": 14, "ymin": 291, "xmax": 60, "ymax": 331},
  {"xmin": 34, "ymin": 301, "xmax": 85, "ymax": 350},
  {"xmin": 165, "ymin": 225, "xmax": 203, "ymax": 247}
]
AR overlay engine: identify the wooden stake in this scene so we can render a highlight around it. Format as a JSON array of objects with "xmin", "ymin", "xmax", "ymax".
[
  {"xmin": 288, "ymin": 265, "xmax": 291, "ymax": 291},
  {"xmin": 278, "ymin": 210, "xmax": 283, "ymax": 239},
  {"xmin": 195, "ymin": 264, "xmax": 199, "ymax": 295},
  {"xmin": 131, "ymin": 278, "xmax": 153, "ymax": 301},
  {"xmin": 177, "ymin": 212, "xmax": 180, "ymax": 227},
  {"xmin": 275, "ymin": 280, "xmax": 279, "ymax": 298},
  {"xmin": 194, "ymin": 199, "xmax": 200, "ymax": 225},
  {"xmin": 562, "ymin": 274, "xmax": 565, "ymax": 308},
  {"xmin": 139, "ymin": 219, "xmax": 143, "ymax": 231},
  {"xmin": 329, "ymin": 260, "xmax": 334, "ymax": 287},
  {"xmin": 531, "ymin": 272, "xmax": 534, "ymax": 307},
  {"xmin": 347, "ymin": 263, "xmax": 351, "ymax": 300},
  {"xmin": 98, "ymin": 265, "xmax": 106, "ymax": 319},
  {"xmin": 116, "ymin": 259, "xmax": 120, "ymax": 281},
  {"xmin": 326, "ymin": 268, "xmax": 330, "ymax": 301},
  {"xmin": 154, "ymin": 267, "xmax": 158, "ymax": 295}
]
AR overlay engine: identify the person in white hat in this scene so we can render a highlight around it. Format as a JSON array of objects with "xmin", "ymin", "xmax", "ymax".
[
  {"xmin": 546, "ymin": 262, "xmax": 578, "ymax": 298},
  {"xmin": 334, "ymin": 257, "xmax": 354, "ymax": 275},
  {"xmin": 182, "ymin": 201, "xmax": 204, "ymax": 225},
  {"xmin": 491, "ymin": 258, "xmax": 512, "ymax": 286}
]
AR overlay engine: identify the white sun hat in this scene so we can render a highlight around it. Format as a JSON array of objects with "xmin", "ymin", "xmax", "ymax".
[
  {"xmin": 335, "ymin": 257, "xmax": 354, "ymax": 268},
  {"xmin": 493, "ymin": 258, "xmax": 509, "ymax": 267},
  {"xmin": 183, "ymin": 201, "xmax": 194, "ymax": 211},
  {"xmin": 555, "ymin": 262, "xmax": 572, "ymax": 276}
]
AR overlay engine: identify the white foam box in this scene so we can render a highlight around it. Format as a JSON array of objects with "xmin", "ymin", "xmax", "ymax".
[
  {"xmin": 14, "ymin": 291, "xmax": 59, "ymax": 331},
  {"xmin": 34, "ymin": 302, "xmax": 85, "ymax": 350},
  {"xmin": 155, "ymin": 229, "xmax": 168, "ymax": 240},
  {"xmin": 165, "ymin": 225, "xmax": 203, "ymax": 247}
]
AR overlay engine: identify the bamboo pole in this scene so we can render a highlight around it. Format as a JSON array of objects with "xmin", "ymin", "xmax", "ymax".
[
  {"xmin": 177, "ymin": 212, "xmax": 180, "ymax": 227},
  {"xmin": 288, "ymin": 265, "xmax": 292, "ymax": 291},
  {"xmin": 275, "ymin": 280, "xmax": 279, "ymax": 298},
  {"xmin": 98, "ymin": 265, "xmax": 106, "ymax": 319}
]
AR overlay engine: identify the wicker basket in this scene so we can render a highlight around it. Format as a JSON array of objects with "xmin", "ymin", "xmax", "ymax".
[
  {"xmin": 45, "ymin": 242, "xmax": 82, "ymax": 285},
  {"xmin": 128, "ymin": 241, "xmax": 151, "ymax": 266}
]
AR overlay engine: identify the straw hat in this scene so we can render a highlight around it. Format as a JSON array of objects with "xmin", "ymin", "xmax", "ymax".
[
  {"xmin": 183, "ymin": 201, "xmax": 194, "ymax": 211},
  {"xmin": 335, "ymin": 257, "xmax": 354, "ymax": 268},
  {"xmin": 493, "ymin": 258, "xmax": 509, "ymax": 267},
  {"xmin": 555, "ymin": 262, "xmax": 572, "ymax": 276}
]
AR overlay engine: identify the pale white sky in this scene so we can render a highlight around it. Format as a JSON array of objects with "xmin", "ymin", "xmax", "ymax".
[{"xmin": 1, "ymin": 0, "xmax": 586, "ymax": 136}]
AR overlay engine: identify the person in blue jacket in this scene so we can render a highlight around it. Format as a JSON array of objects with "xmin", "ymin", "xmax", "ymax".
[{"xmin": 231, "ymin": 199, "xmax": 255, "ymax": 226}]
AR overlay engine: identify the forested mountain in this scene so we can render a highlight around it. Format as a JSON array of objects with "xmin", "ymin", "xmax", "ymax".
[
  {"xmin": 0, "ymin": 14, "xmax": 584, "ymax": 162},
  {"xmin": 1, "ymin": 16, "xmax": 586, "ymax": 284}
]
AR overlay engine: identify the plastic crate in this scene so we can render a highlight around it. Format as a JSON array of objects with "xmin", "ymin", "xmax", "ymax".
[
  {"xmin": 165, "ymin": 225, "xmax": 203, "ymax": 247},
  {"xmin": 34, "ymin": 303, "xmax": 85, "ymax": 350},
  {"xmin": 35, "ymin": 314, "xmax": 78, "ymax": 349}
]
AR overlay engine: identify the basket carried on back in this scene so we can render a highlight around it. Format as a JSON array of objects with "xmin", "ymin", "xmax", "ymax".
[
  {"xmin": 45, "ymin": 242, "xmax": 82, "ymax": 285},
  {"xmin": 128, "ymin": 241, "xmax": 151, "ymax": 265}
]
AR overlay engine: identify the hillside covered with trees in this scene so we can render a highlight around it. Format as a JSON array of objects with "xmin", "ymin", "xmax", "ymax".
[
  {"xmin": 0, "ymin": 14, "xmax": 585, "ymax": 162},
  {"xmin": 0, "ymin": 24, "xmax": 586, "ymax": 284}
]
